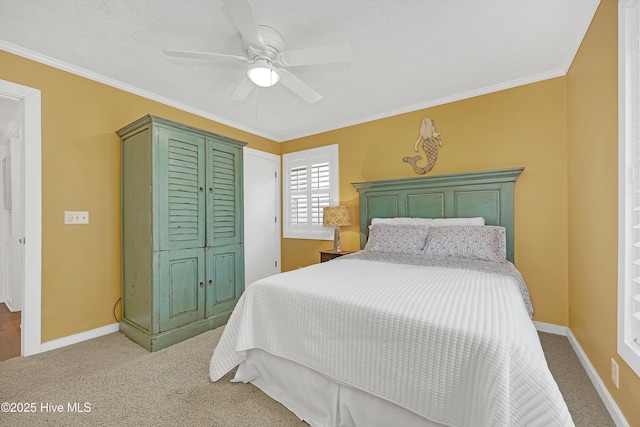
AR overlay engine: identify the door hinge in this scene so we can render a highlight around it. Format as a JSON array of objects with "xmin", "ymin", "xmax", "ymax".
[
  {"xmin": 275, "ymin": 260, "xmax": 278, "ymax": 267},
  {"xmin": 275, "ymin": 216, "xmax": 277, "ymax": 223},
  {"xmin": 275, "ymin": 171, "xmax": 277, "ymax": 178}
]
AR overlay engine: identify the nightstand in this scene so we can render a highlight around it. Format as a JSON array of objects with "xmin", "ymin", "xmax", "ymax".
[{"xmin": 320, "ymin": 250, "xmax": 354, "ymax": 263}]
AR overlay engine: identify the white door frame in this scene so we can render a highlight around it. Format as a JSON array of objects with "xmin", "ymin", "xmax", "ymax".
[
  {"xmin": 0, "ymin": 79, "xmax": 42, "ymax": 356},
  {"xmin": 243, "ymin": 147, "xmax": 281, "ymax": 285}
]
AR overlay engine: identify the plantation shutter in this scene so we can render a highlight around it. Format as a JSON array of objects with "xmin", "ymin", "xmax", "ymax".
[
  {"xmin": 289, "ymin": 160, "xmax": 330, "ymax": 228},
  {"xmin": 630, "ymin": 0, "xmax": 640, "ymax": 346},
  {"xmin": 310, "ymin": 161, "xmax": 330, "ymax": 227},
  {"xmin": 283, "ymin": 145, "xmax": 339, "ymax": 239},
  {"xmin": 622, "ymin": 0, "xmax": 640, "ymax": 354},
  {"xmin": 290, "ymin": 165, "xmax": 308, "ymax": 225}
]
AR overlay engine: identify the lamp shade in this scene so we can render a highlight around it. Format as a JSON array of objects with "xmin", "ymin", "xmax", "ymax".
[{"xmin": 323, "ymin": 205, "xmax": 351, "ymax": 227}]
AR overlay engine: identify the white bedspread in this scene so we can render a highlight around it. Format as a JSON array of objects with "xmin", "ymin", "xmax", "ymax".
[{"xmin": 210, "ymin": 256, "xmax": 573, "ymax": 427}]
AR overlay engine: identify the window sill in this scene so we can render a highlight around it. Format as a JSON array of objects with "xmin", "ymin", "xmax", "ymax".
[{"xmin": 283, "ymin": 230, "xmax": 333, "ymax": 240}]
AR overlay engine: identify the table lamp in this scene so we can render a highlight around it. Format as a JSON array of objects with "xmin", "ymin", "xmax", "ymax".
[{"xmin": 323, "ymin": 205, "xmax": 351, "ymax": 252}]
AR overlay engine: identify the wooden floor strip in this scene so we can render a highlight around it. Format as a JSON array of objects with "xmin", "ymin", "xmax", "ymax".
[{"xmin": 0, "ymin": 303, "xmax": 21, "ymax": 361}]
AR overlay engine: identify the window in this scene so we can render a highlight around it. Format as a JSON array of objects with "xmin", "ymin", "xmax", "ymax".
[
  {"xmin": 618, "ymin": 0, "xmax": 640, "ymax": 377},
  {"xmin": 283, "ymin": 145, "xmax": 339, "ymax": 240}
]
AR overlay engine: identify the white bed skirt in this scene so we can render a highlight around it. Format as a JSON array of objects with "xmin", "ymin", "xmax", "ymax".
[{"xmin": 233, "ymin": 348, "xmax": 446, "ymax": 427}]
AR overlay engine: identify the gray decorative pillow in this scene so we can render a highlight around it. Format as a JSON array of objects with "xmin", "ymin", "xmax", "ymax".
[
  {"xmin": 423, "ymin": 226, "xmax": 507, "ymax": 262},
  {"xmin": 364, "ymin": 224, "xmax": 430, "ymax": 254}
]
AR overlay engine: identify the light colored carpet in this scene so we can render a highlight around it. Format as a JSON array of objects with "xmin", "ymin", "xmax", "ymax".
[
  {"xmin": 0, "ymin": 328, "xmax": 614, "ymax": 426},
  {"xmin": 538, "ymin": 332, "xmax": 615, "ymax": 427}
]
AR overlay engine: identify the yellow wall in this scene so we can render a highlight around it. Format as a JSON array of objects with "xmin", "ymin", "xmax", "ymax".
[
  {"xmin": 567, "ymin": 0, "xmax": 640, "ymax": 424},
  {"xmin": 281, "ymin": 77, "xmax": 570, "ymax": 326},
  {"xmin": 0, "ymin": 50, "xmax": 279, "ymax": 342},
  {"xmin": 2, "ymin": 0, "xmax": 637, "ymax": 422}
]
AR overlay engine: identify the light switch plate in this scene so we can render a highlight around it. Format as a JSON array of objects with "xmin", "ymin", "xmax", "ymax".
[{"xmin": 64, "ymin": 211, "xmax": 89, "ymax": 224}]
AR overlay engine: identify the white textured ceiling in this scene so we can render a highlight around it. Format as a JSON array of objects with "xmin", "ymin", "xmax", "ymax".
[{"xmin": 0, "ymin": 0, "xmax": 599, "ymax": 142}]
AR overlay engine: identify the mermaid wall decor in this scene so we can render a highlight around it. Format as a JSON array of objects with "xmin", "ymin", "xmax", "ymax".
[{"xmin": 403, "ymin": 118, "xmax": 443, "ymax": 175}]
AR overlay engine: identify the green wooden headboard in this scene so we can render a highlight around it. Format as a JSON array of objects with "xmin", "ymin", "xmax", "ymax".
[{"xmin": 351, "ymin": 168, "xmax": 524, "ymax": 263}]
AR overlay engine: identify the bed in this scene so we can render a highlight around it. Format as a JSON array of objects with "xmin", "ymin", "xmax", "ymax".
[{"xmin": 209, "ymin": 168, "xmax": 574, "ymax": 427}]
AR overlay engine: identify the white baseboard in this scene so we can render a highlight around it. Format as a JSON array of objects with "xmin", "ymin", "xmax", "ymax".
[
  {"xmin": 533, "ymin": 320, "xmax": 568, "ymax": 336},
  {"xmin": 530, "ymin": 322, "xmax": 629, "ymax": 427},
  {"xmin": 38, "ymin": 323, "xmax": 120, "ymax": 354},
  {"xmin": 565, "ymin": 329, "xmax": 629, "ymax": 427}
]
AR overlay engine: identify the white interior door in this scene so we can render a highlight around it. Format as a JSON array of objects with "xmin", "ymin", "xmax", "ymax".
[
  {"xmin": 6, "ymin": 137, "xmax": 23, "ymax": 311},
  {"xmin": 243, "ymin": 148, "xmax": 280, "ymax": 287},
  {"xmin": 0, "ymin": 145, "xmax": 8, "ymax": 304}
]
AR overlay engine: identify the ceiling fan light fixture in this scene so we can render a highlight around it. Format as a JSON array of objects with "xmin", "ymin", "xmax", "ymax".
[{"xmin": 247, "ymin": 59, "xmax": 280, "ymax": 87}]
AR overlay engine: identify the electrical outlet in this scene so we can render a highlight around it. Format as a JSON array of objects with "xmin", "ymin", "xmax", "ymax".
[
  {"xmin": 77, "ymin": 211, "xmax": 89, "ymax": 224},
  {"xmin": 611, "ymin": 358, "xmax": 619, "ymax": 388}
]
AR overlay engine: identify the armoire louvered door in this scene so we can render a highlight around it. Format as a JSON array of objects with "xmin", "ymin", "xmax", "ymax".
[
  {"xmin": 118, "ymin": 115, "xmax": 246, "ymax": 351},
  {"xmin": 205, "ymin": 138, "xmax": 244, "ymax": 320},
  {"xmin": 206, "ymin": 138, "xmax": 243, "ymax": 247},
  {"xmin": 159, "ymin": 127, "xmax": 206, "ymax": 250}
]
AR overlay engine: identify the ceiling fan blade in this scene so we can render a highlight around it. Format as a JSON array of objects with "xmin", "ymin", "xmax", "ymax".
[
  {"xmin": 222, "ymin": 0, "xmax": 265, "ymax": 50},
  {"xmin": 278, "ymin": 43, "xmax": 351, "ymax": 67},
  {"xmin": 278, "ymin": 69, "xmax": 322, "ymax": 103},
  {"xmin": 163, "ymin": 49, "xmax": 249, "ymax": 63},
  {"xmin": 230, "ymin": 77, "xmax": 255, "ymax": 101}
]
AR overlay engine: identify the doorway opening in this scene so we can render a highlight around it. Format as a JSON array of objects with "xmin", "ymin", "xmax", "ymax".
[
  {"xmin": 0, "ymin": 79, "xmax": 42, "ymax": 357},
  {"xmin": 0, "ymin": 95, "xmax": 22, "ymax": 360}
]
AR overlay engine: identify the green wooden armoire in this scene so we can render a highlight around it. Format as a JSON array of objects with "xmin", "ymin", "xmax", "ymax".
[{"xmin": 117, "ymin": 115, "xmax": 246, "ymax": 351}]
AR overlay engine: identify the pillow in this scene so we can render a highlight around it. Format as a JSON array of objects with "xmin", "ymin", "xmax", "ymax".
[
  {"xmin": 364, "ymin": 224, "xmax": 430, "ymax": 254},
  {"xmin": 371, "ymin": 217, "xmax": 433, "ymax": 226},
  {"xmin": 370, "ymin": 217, "xmax": 485, "ymax": 227},
  {"xmin": 429, "ymin": 217, "xmax": 485, "ymax": 227},
  {"xmin": 422, "ymin": 225, "xmax": 506, "ymax": 262}
]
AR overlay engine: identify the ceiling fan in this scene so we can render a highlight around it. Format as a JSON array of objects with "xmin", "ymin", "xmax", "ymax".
[{"xmin": 163, "ymin": 0, "xmax": 352, "ymax": 103}]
